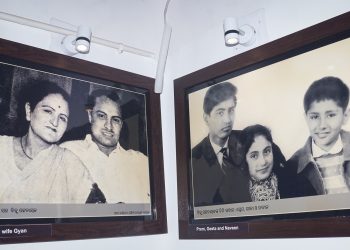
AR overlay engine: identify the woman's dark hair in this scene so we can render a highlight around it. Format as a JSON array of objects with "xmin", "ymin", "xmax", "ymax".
[
  {"xmin": 15, "ymin": 79, "xmax": 70, "ymax": 136},
  {"xmin": 240, "ymin": 124, "xmax": 273, "ymax": 156},
  {"xmin": 239, "ymin": 124, "xmax": 286, "ymax": 176}
]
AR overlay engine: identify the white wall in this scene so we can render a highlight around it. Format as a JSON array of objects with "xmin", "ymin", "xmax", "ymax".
[{"xmin": 1, "ymin": 0, "xmax": 350, "ymax": 249}]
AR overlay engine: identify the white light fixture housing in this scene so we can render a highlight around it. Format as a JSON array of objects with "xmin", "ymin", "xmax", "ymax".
[
  {"xmin": 154, "ymin": 0, "xmax": 172, "ymax": 94},
  {"xmin": 223, "ymin": 17, "xmax": 256, "ymax": 47},
  {"xmin": 154, "ymin": 23, "xmax": 171, "ymax": 94},
  {"xmin": 62, "ymin": 25, "xmax": 92, "ymax": 55}
]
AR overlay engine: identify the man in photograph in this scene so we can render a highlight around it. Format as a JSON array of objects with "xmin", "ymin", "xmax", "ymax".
[
  {"xmin": 61, "ymin": 89, "xmax": 150, "ymax": 204},
  {"xmin": 191, "ymin": 82, "xmax": 250, "ymax": 207}
]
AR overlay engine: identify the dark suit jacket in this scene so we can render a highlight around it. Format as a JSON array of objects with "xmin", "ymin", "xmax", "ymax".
[{"xmin": 191, "ymin": 130, "xmax": 251, "ymax": 207}]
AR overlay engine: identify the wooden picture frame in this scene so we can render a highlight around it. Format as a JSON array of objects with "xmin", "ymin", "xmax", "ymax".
[
  {"xmin": 0, "ymin": 38, "xmax": 167, "ymax": 244},
  {"xmin": 175, "ymin": 11, "xmax": 350, "ymax": 239}
]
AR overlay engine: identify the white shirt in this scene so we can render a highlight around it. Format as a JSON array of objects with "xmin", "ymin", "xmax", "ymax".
[
  {"xmin": 209, "ymin": 138, "xmax": 229, "ymax": 166},
  {"xmin": 61, "ymin": 135, "xmax": 150, "ymax": 204},
  {"xmin": 312, "ymin": 136, "xmax": 343, "ymax": 158}
]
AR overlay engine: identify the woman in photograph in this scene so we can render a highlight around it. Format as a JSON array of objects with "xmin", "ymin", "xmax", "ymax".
[
  {"xmin": 240, "ymin": 124, "xmax": 291, "ymax": 201},
  {"xmin": 0, "ymin": 79, "xmax": 93, "ymax": 203}
]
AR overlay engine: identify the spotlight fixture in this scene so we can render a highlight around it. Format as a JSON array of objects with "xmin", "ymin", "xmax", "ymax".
[
  {"xmin": 223, "ymin": 17, "xmax": 239, "ymax": 46},
  {"xmin": 223, "ymin": 17, "xmax": 256, "ymax": 47},
  {"xmin": 62, "ymin": 25, "xmax": 92, "ymax": 55}
]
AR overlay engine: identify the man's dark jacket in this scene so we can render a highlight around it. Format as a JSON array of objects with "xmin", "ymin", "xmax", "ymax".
[
  {"xmin": 191, "ymin": 130, "xmax": 251, "ymax": 207},
  {"xmin": 286, "ymin": 131, "xmax": 350, "ymax": 197}
]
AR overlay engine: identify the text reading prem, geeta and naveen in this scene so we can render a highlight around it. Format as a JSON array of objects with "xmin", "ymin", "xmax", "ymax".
[{"xmin": 196, "ymin": 225, "xmax": 239, "ymax": 232}]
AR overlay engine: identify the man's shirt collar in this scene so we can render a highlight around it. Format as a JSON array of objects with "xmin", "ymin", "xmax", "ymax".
[
  {"xmin": 312, "ymin": 136, "xmax": 342, "ymax": 158},
  {"xmin": 209, "ymin": 137, "xmax": 230, "ymax": 165},
  {"xmin": 85, "ymin": 134, "xmax": 121, "ymax": 155}
]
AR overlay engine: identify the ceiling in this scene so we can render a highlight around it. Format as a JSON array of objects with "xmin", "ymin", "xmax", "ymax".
[{"xmin": 0, "ymin": 0, "xmax": 259, "ymax": 56}]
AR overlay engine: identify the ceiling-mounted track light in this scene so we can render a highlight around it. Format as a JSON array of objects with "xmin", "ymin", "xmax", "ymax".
[
  {"xmin": 62, "ymin": 25, "xmax": 92, "ymax": 55},
  {"xmin": 223, "ymin": 17, "xmax": 256, "ymax": 47}
]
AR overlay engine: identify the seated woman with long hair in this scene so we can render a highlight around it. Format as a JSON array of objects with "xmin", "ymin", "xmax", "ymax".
[
  {"xmin": 0, "ymin": 79, "xmax": 93, "ymax": 203},
  {"xmin": 240, "ymin": 124, "xmax": 289, "ymax": 201}
]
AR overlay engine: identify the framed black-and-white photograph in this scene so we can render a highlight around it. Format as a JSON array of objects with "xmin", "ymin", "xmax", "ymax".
[
  {"xmin": 0, "ymin": 38, "xmax": 166, "ymax": 243},
  {"xmin": 175, "ymin": 11, "xmax": 350, "ymax": 239}
]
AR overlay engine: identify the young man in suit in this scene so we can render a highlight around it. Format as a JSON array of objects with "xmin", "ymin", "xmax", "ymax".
[{"xmin": 191, "ymin": 82, "xmax": 250, "ymax": 207}]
